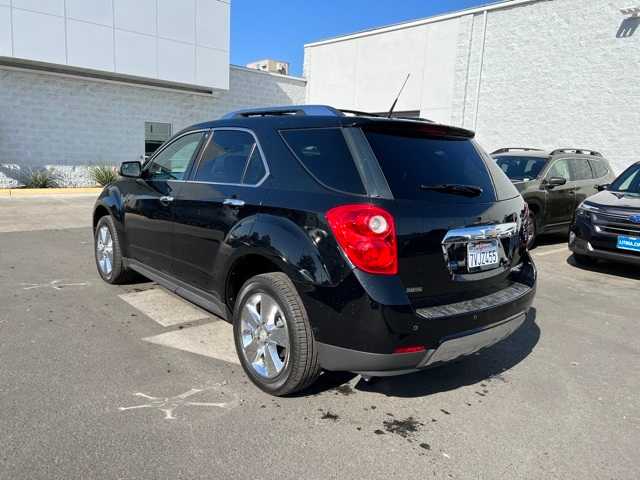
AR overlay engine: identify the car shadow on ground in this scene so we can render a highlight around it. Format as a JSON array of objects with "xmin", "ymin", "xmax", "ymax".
[
  {"xmin": 533, "ymin": 232, "xmax": 568, "ymax": 248},
  {"xmin": 303, "ymin": 308, "xmax": 540, "ymax": 398},
  {"xmin": 566, "ymin": 254, "xmax": 640, "ymax": 281}
]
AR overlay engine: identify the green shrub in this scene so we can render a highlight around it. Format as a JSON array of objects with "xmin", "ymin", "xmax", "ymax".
[
  {"xmin": 89, "ymin": 165, "xmax": 118, "ymax": 186},
  {"xmin": 19, "ymin": 167, "xmax": 61, "ymax": 188}
]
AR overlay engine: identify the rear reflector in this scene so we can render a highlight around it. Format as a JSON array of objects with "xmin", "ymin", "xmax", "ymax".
[{"xmin": 393, "ymin": 345, "xmax": 426, "ymax": 354}]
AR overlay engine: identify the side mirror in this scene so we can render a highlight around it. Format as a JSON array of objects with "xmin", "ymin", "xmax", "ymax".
[
  {"xmin": 596, "ymin": 183, "xmax": 610, "ymax": 192},
  {"xmin": 119, "ymin": 161, "xmax": 142, "ymax": 178},
  {"xmin": 545, "ymin": 176, "xmax": 567, "ymax": 188}
]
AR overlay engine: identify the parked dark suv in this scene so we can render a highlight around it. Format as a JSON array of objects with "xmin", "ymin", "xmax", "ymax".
[
  {"xmin": 570, "ymin": 161, "xmax": 640, "ymax": 266},
  {"xmin": 93, "ymin": 106, "xmax": 536, "ymax": 395},
  {"xmin": 492, "ymin": 148, "xmax": 615, "ymax": 246}
]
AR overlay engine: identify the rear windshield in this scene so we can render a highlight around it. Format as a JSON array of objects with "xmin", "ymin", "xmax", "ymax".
[
  {"xmin": 280, "ymin": 128, "xmax": 366, "ymax": 195},
  {"xmin": 495, "ymin": 155, "xmax": 548, "ymax": 181},
  {"xmin": 364, "ymin": 130, "xmax": 509, "ymax": 202}
]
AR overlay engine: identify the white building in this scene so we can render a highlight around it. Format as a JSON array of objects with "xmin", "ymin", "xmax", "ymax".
[
  {"xmin": 0, "ymin": 0, "xmax": 305, "ymax": 187},
  {"xmin": 304, "ymin": 0, "xmax": 640, "ymax": 173}
]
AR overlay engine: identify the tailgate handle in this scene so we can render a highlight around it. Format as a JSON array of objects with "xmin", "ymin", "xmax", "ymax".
[
  {"xmin": 223, "ymin": 198, "xmax": 245, "ymax": 207},
  {"xmin": 442, "ymin": 222, "xmax": 517, "ymax": 244}
]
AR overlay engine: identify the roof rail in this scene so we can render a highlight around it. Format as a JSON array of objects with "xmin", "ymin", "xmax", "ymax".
[
  {"xmin": 222, "ymin": 105, "xmax": 344, "ymax": 119},
  {"xmin": 550, "ymin": 148, "xmax": 603, "ymax": 157},
  {"xmin": 222, "ymin": 105, "xmax": 434, "ymax": 122},
  {"xmin": 491, "ymin": 147, "xmax": 545, "ymax": 155}
]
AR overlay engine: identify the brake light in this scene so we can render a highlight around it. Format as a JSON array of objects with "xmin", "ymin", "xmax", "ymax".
[
  {"xmin": 326, "ymin": 204, "xmax": 398, "ymax": 275},
  {"xmin": 394, "ymin": 345, "xmax": 426, "ymax": 354}
]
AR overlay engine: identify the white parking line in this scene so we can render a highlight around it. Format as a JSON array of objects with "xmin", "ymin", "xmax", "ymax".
[
  {"xmin": 119, "ymin": 288, "xmax": 210, "ymax": 327},
  {"xmin": 143, "ymin": 322, "xmax": 240, "ymax": 365},
  {"xmin": 533, "ymin": 247, "xmax": 569, "ymax": 257}
]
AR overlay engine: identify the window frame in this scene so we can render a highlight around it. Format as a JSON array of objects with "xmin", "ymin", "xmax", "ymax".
[
  {"xmin": 186, "ymin": 127, "xmax": 270, "ymax": 187},
  {"xmin": 142, "ymin": 129, "xmax": 208, "ymax": 181}
]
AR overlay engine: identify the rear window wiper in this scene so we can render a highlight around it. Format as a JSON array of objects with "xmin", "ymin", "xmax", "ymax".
[{"xmin": 419, "ymin": 184, "xmax": 483, "ymax": 197}]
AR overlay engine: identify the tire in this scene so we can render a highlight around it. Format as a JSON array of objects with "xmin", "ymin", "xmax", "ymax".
[
  {"xmin": 94, "ymin": 215, "xmax": 133, "ymax": 284},
  {"xmin": 573, "ymin": 253, "xmax": 596, "ymax": 267},
  {"xmin": 233, "ymin": 272, "xmax": 320, "ymax": 396},
  {"xmin": 526, "ymin": 211, "xmax": 537, "ymax": 249}
]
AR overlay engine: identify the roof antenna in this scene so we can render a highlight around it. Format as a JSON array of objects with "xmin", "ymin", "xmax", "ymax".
[{"xmin": 387, "ymin": 73, "xmax": 411, "ymax": 118}]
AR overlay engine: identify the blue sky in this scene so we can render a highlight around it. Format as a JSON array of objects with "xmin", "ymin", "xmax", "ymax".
[{"xmin": 230, "ymin": 0, "xmax": 498, "ymax": 76}]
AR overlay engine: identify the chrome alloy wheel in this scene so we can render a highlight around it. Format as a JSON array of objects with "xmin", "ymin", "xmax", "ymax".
[
  {"xmin": 240, "ymin": 293, "xmax": 290, "ymax": 379},
  {"xmin": 96, "ymin": 225, "xmax": 114, "ymax": 276}
]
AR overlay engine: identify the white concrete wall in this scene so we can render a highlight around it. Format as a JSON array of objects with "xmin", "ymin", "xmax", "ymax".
[
  {"xmin": 0, "ymin": 65, "xmax": 306, "ymax": 187},
  {"xmin": 0, "ymin": 0, "xmax": 230, "ymax": 89},
  {"xmin": 454, "ymin": 0, "xmax": 640, "ymax": 173},
  {"xmin": 304, "ymin": 19, "xmax": 460, "ymax": 123},
  {"xmin": 305, "ymin": 0, "xmax": 640, "ymax": 173}
]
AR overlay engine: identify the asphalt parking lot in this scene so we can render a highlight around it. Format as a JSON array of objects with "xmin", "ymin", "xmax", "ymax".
[{"xmin": 1, "ymin": 195, "xmax": 638, "ymax": 479}]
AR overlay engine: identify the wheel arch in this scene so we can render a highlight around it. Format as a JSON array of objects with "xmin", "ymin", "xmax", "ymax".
[{"xmin": 223, "ymin": 213, "xmax": 345, "ymax": 311}]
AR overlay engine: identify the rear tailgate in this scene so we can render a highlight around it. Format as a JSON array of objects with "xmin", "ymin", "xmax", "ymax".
[{"xmin": 363, "ymin": 126, "xmax": 528, "ymax": 307}]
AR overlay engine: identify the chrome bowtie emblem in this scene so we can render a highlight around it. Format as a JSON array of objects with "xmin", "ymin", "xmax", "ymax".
[{"xmin": 629, "ymin": 215, "xmax": 640, "ymax": 224}]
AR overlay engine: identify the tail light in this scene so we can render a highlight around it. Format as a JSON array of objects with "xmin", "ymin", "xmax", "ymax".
[
  {"xmin": 521, "ymin": 203, "xmax": 530, "ymax": 249},
  {"xmin": 326, "ymin": 204, "xmax": 398, "ymax": 275}
]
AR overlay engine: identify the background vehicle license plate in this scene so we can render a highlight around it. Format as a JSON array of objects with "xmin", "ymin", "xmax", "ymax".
[
  {"xmin": 468, "ymin": 241, "xmax": 499, "ymax": 269},
  {"xmin": 617, "ymin": 235, "xmax": 640, "ymax": 252}
]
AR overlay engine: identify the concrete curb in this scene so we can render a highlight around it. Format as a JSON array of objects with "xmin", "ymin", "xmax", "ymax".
[{"xmin": 0, "ymin": 187, "xmax": 102, "ymax": 197}]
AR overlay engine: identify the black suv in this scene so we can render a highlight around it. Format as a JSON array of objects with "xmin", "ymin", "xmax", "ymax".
[
  {"xmin": 93, "ymin": 105, "xmax": 536, "ymax": 395},
  {"xmin": 570, "ymin": 161, "xmax": 640, "ymax": 266},
  {"xmin": 492, "ymin": 148, "xmax": 615, "ymax": 246}
]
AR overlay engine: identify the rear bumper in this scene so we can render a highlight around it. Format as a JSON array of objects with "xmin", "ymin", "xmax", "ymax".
[
  {"xmin": 318, "ymin": 311, "xmax": 528, "ymax": 376},
  {"xmin": 315, "ymin": 255, "xmax": 536, "ymax": 375}
]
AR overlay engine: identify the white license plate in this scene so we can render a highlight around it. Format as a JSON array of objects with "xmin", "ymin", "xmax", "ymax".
[{"xmin": 467, "ymin": 241, "xmax": 499, "ymax": 269}]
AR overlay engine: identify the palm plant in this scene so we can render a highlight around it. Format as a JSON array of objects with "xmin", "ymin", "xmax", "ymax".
[
  {"xmin": 19, "ymin": 167, "xmax": 61, "ymax": 188},
  {"xmin": 89, "ymin": 165, "xmax": 118, "ymax": 186}
]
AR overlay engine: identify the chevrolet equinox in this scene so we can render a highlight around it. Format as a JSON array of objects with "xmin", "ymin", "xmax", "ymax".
[{"xmin": 93, "ymin": 105, "xmax": 537, "ymax": 396}]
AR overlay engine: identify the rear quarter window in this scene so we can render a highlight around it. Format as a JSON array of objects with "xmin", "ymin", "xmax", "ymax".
[
  {"xmin": 364, "ymin": 129, "xmax": 518, "ymax": 202},
  {"xmin": 280, "ymin": 128, "xmax": 366, "ymax": 195}
]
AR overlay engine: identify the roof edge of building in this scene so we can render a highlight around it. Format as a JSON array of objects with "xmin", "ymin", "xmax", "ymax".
[
  {"xmin": 304, "ymin": 0, "xmax": 544, "ymax": 48},
  {"xmin": 0, "ymin": 56, "xmax": 224, "ymax": 95},
  {"xmin": 230, "ymin": 64, "xmax": 306, "ymax": 82}
]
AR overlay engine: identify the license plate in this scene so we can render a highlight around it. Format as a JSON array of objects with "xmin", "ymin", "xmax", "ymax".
[
  {"xmin": 617, "ymin": 235, "xmax": 640, "ymax": 252},
  {"xmin": 467, "ymin": 241, "xmax": 499, "ymax": 269}
]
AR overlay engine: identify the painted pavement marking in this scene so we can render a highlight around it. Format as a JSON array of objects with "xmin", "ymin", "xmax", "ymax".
[
  {"xmin": 21, "ymin": 279, "xmax": 90, "ymax": 290},
  {"xmin": 118, "ymin": 385, "xmax": 239, "ymax": 420},
  {"xmin": 533, "ymin": 247, "xmax": 569, "ymax": 257},
  {"xmin": 143, "ymin": 322, "xmax": 240, "ymax": 365},
  {"xmin": 119, "ymin": 288, "xmax": 210, "ymax": 327}
]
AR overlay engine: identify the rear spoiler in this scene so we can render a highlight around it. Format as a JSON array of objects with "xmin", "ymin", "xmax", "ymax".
[{"xmin": 357, "ymin": 119, "xmax": 475, "ymax": 139}]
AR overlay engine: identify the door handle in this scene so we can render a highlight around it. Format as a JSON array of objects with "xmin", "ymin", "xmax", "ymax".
[
  {"xmin": 223, "ymin": 198, "xmax": 245, "ymax": 207},
  {"xmin": 159, "ymin": 195, "xmax": 174, "ymax": 206}
]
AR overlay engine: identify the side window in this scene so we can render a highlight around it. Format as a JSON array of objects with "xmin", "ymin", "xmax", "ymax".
[
  {"xmin": 281, "ymin": 128, "xmax": 366, "ymax": 195},
  {"xmin": 569, "ymin": 158, "xmax": 593, "ymax": 181},
  {"xmin": 243, "ymin": 147, "xmax": 267, "ymax": 185},
  {"xmin": 547, "ymin": 159, "xmax": 571, "ymax": 180},
  {"xmin": 193, "ymin": 130, "xmax": 266, "ymax": 185},
  {"xmin": 589, "ymin": 159, "xmax": 609, "ymax": 179},
  {"xmin": 146, "ymin": 132, "xmax": 205, "ymax": 180}
]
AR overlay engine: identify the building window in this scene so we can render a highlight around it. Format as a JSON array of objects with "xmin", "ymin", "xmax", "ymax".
[{"xmin": 145, "ymin": 122, "xmax": 172, "ymax": 157}]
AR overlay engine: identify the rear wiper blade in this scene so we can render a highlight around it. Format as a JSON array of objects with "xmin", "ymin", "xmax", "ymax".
[{"xmin": 419, "ymin": 184, "xmax": 483, "ymax": 197}]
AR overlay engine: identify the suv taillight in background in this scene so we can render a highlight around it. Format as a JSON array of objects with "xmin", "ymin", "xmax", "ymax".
[{"xmin": 326, "ymin": 204, "xmax": 398, "ymax": 275}]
